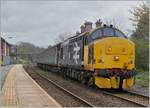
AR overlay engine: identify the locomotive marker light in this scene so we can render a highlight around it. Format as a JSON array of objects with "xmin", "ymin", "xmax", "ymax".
[{"xmin": 108, "ymin": 47, "xmax": 112, "ymax": 51}]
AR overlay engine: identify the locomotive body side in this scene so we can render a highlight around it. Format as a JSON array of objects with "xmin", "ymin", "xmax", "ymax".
[{"xmin": 59, "ymin": 33, "xmax": 86, "ymax": 69}]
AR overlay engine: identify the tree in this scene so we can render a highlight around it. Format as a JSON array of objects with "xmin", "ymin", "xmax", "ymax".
[
  {"xmin": 130, "ymin": 3, "xmax": 149, "ymax": 40},
  {"xmin": 54, "ymin": 32, "xmax": 74, "ymax": 44},
  {"xmin": 130, "ymin": 3, "xmax": 149, "ymax": 70},
  {"xmin": 16, "ymin": 42, "xmax": 45, "ymax": 63},
  {"xmin": 105, "ymin": 19, "xmax": 124, "ymax": 30}
]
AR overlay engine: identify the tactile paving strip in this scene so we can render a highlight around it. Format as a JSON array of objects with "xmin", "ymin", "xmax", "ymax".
[{"xmin": 1, "ymin": 66, "xmax": 18, "ymax": 106}]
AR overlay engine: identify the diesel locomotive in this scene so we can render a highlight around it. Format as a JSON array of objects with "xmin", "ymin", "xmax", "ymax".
[{"xmin": 37, "ymin": 20, "xmax": 137, "ymax": 90}]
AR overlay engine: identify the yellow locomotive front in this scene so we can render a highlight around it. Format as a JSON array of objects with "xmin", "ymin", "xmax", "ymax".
[{"xmin": 84, "ymin": 26, "xmax": 137, "ymax": 89}]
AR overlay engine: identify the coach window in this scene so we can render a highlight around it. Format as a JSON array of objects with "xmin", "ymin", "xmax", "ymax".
[{"xmin": 103, "ymin": 28, "xmax": 114, "ymax": 36}]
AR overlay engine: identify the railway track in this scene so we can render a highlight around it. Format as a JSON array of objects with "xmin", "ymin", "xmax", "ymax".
[
  {"xmin": 32, "ymin": 69, "xmax": 95, "ymax": 107},
  {"xmin": 101, "ymin": 90, "xmax": 149, "ymax": 107},
  {"xmin": 34, "ymin": 68, "xmax": 149, "ymax": 107},
  {"xmin": 26, "ymin": 65, "xmax": 149, "ymax": 107}
]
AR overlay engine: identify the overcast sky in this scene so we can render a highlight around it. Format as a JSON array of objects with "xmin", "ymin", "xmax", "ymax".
[{"xmin": 1, "ymin": 1, "xmax": 144, "ymax": 47}]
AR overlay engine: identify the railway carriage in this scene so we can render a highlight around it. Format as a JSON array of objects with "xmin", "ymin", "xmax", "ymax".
[{"xmin": 37, "ymin": 20, "xmax": 137, "ymax": 90}]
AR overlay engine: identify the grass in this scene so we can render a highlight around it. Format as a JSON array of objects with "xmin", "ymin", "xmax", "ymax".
[
  {"xmin": 17, "ymin": 59, "xmax": 31, "ymax": 64},
  {"xmin": 135, "ymin": 69, "xmax": 149, "ymax": 87}
]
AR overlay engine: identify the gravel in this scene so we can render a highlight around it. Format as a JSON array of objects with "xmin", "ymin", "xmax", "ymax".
[{"xmin": 131, "ymin": 84, "xmax": 149, "ymax": 96}]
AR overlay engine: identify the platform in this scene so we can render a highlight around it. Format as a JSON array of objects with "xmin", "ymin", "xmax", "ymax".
[{"xmin": 1, "ymin": 64, "xmax": 61, "ymax": 107}]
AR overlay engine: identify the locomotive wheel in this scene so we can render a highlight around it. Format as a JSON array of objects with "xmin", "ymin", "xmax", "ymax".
[
  {"xmin": 88, "ymin": 76, "xmax": 95, "ymax": 87},
  {"xmin": 80, "ymin": 72, "xmax": 87, "ymax": 84},
  {"xmin": 81, "ymin": 76, "xmax": 86, "ymax": 84}
]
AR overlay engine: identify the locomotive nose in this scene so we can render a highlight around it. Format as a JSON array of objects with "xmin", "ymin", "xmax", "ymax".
[
  {"xmin": 94, "ymin": 37, "xmax": 135, "ymax": 70},
  {"xmin": 104, "ymin": 37, "xmax": 135, "ymax": 69},
  {"xmin": 93, "ymin": 37, "xmax": 136, "ymax": 89}
]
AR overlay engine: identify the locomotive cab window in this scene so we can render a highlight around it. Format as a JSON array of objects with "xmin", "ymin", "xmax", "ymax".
[
  {"xmin": 103, "ymin": 28, "xmax": 114, "ymax": 36},
  {"xmin": 87, "ymin": 29, "xmax": 102, "ymax": 44},
  {"xmin": 91, "ymin": 29, "xmax": 102, "ymax": 40},
  {"xmin": 87, "ymin": 36, "xmax": 92, "ymax": 44}
]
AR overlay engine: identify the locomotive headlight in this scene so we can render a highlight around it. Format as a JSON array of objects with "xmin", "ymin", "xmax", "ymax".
[
  {"xmin": 108, "ymin": 47, "xmax": 112, "ymax": 51},
  {"xmin": 114, "ymin": 56, "xmax": 119, "ymax": 61}
]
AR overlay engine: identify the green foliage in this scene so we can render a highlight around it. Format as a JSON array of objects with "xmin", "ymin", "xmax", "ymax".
[
  {"xmin": 130, "ymin": 3, "xmax": 149, "ymax": 40},
  {"xmin": 16, "ymin": 42, "xmax": 45, "ymax": 63},
  {"xmin": 132, "ymin": 37, "xmax": 149, "ymax": 70},
  {"xmin": 17, "ymin": 58, "xmax": 30, "ymax": 64},
  {"xmin": 130, "ymin": 3, "xmax": 149, "ymax": 71},
  {"xmin": 17, "ymin": 42, "xmax": 45, "ymax": 54},
  {"xmin": 135, "ymin": 70, "xmax": 149, "ymax": 87}
]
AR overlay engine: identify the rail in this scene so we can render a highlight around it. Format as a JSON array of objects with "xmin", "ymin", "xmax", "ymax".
[
  {"xmin": 101, "ymin": 90, "xmax": 149, "ymax": 107},
  {"xmin": 34, "ymin": 69, "xmax": 95, "ymax": 107}
]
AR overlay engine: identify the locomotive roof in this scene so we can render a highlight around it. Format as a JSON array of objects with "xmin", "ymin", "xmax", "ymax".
[
  {"xmin": 66, "ymin": 26, "xmax": 126, "ymax": 42},
  {"xmin": 61, "ymin": 26, "xmax": 127, "ymax": 46},
  {"xmin": 67, "ymin": 32, "xmax": 87, "ymax": 40}
]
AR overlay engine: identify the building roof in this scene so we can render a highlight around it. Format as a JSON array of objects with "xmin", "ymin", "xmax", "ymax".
[{"xmin": 0, "ymin": 37, "xmax": 12, "ymax": 46}]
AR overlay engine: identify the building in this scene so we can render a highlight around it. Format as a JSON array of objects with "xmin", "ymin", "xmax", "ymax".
[{"xmin": 0, "ymin": 37, "xmax": 16, "ymax": 66}]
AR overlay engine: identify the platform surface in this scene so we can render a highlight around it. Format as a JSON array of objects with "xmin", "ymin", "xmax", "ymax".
[{"xmin": 1, "ymin": 64, "xmax": 61, "ymax": 107}]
